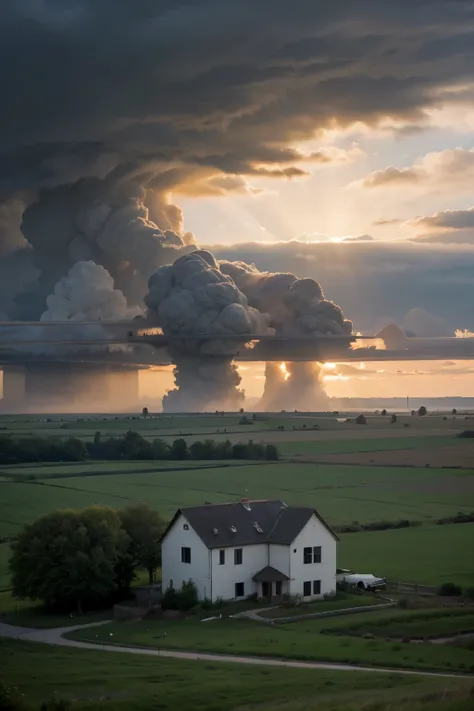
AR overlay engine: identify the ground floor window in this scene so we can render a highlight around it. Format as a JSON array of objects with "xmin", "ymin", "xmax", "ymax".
[
  {"xmin": 235, "ymin": 582, "xmax": 245, "ymax": 597},
  {"xmin": 275, "ymin": 581, "xmax": 282, "ymax": 595},
  {"xmin": 313, "ymin": 580, "xmax": 321, "ymax": 595},
  {"xmin": 303, "ymin": 580, "xmax": 311, "ymax": 596}
]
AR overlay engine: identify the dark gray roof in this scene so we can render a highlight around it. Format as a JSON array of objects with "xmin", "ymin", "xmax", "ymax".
[
  {"xmin": 163, "ymin": 499, "xmax": 338, "ymax": 548},
  {"xmin": 253, "ymin": 565, "xmax": 290, "ymax": 582}
]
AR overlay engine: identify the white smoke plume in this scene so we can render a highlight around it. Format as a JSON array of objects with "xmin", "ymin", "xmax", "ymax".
[
  {"xmin": 41, "ymin": 261, "xmax": 137, "ymax": 322},
  {"xmin": 219, "ymin": 260, "xmax": 352, "ymax": 410},
  {"xmin": 17, "ymin": 177, "xmax": 194, "ymax": 318},
  {"xmin": 28, "ymin": 261, "xmax": 139, "ymax": 356},
  {"xmin": 145, "ymin": 250, "xmax": 272, "ymax": 411}
]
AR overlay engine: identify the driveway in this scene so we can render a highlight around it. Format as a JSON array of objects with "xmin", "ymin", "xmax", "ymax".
[{"xmin": 0, "ymin": 620, "xmax": 471, "ymax": 679}]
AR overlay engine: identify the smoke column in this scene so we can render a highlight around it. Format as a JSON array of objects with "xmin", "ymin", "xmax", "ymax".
[
  {"xmin": 14, "ymin": 176, "xmax": 194, "ymax": 319},
  {"xmin": 145, "ymin": 250, "xmax": 272, "ymax": 411},
  {"xmin": 219, "ymin": 261, "xmax": 352, "ymax": 410},
  {"xmin": 259, "ymin": 362, "xmax": 330, "ymax": 411}
]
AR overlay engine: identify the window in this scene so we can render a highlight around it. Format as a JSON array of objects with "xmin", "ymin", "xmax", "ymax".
[
  {"xmin": 183, "ymin": 523, "xmax": 189, "ymax": 530},
  {"xmin": 275, "ymin": 581, "xmax": 282, "ymax": 595},
  {"xmin": 303, "ymin": 546, "xmax": 321, "ymax": 564},
  {"xmin": 219, "ymin": 549, "xmax": 225, "ymax": 565},
  {"xmin": 303, "ymin": 581, "xmax": 311, "ymax": 597},
  {"xmin": 234, "ymin": 548, "xmax": 243, "ymax": 565},
  {"xmin": 313, "ymin": 580, "xmax": 321, "ymax": 595},
  {"xmin": 181, "ymin": 547, "xmax": 191, "ymax": 564},
  {"xmin": 235, "ymin": 582, "xmax": 245, "ymax": 597}
]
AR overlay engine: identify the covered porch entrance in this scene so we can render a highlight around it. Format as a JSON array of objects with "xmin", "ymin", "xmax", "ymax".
[{"xmin": 253, "ymin": 565, "xmax": 290, "ymax": 601}]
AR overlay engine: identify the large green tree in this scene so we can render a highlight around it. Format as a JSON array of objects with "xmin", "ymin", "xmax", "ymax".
[
  {"xmin": 10, "ymin": 506, "xmax": 131, "ymax": 613},
  {"xmin": 119, "ymin": 503, "xmax": 165, "ymax": 585}
]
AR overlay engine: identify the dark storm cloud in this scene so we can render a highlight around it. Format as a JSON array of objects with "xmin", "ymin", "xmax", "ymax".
[
  {"xmin": 207, "ymin": 240, "xmax": 474, "ymax": 333},
  {"xmin": 1, "ymin": 0, "xmax": 474, "ymax": 196}
]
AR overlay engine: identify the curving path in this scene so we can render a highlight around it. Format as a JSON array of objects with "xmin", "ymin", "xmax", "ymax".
[{"xmin": 0, "ymin": 620, "xmax": 472, "ymax": 680}]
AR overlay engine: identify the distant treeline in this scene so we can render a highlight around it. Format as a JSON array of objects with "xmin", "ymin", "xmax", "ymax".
[{"xmin": 0, "ymin": 431, "xmax": 279, "ymax": 464}]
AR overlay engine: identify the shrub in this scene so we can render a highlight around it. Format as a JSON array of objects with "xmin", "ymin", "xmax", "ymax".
[
  {"xmin": 161, "ymin": 582, "xmax": 179, "ymax": 610},
  {"xmin": 463, "ymin": 586, "xmax": 474, "ymax": 600},
  {"xmin": 436, "ymin": 511, "xmax": 474, "ymax": 525},
  {"xmin": 438, "ymin": 582, "xmax": 463, "ymax": 597}
]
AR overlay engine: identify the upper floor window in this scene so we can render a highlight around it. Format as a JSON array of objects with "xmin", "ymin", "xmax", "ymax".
[
  {"xmin": 219, "ymin": 549, "xmax": 225, "ymax": 565},
  {"xmin": 181, "ymin": 546, "xmax": 191, "ymax": 564},
  {"xmin": 303, "ymin": 546, "xmax": 322, "ymax": 564},
  {"xmin": 234, "ymin": 548, "xmax": 243, "ymax": 565}
]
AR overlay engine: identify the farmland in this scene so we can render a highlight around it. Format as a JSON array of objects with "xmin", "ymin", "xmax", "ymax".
[
  {"xmin": 4, "ymin": 639, "xmax": 472, "ymax": 711},
  {"xmin": 1, "ymin": 412, "xmax": 474, "ymax": 711},
  {"xmin": 0, "ymin": 412, "xmax": 473, "ymax": 590}
]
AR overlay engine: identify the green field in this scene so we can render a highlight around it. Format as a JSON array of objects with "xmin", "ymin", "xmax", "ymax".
[
  {"xmin": 258, "ymin": 591, "xmax": 378, "ymax": 617},
  {"xmin": 278, "ymin": 435, "xmax": 463, "ymax": 455},
  {"xmin": 68, "ymin": 606, "xmax": 474, "ymax": 673},
  {"xmin": 330, "ymin": 608, "xmax": 474, "ymax": 639},
  {"xmin": 339, "ymin": 523, "xmax": 474, "ymax": 587},
  {"xmin": 1, "ymin": 451, "xmax": 473, "ymax": 588},
  {"xmin": 4, "ymin": 639, "xmax": 471, "ymax": 711}
]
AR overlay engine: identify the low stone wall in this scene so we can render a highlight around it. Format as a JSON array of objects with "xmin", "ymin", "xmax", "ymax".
[
  {"xmin": 113, "ymin": 604, "xmax": 149, "ymax": 621},
  {"xmin": 268, "ymin": 599, "xmax": 395, "ymax": 625}
]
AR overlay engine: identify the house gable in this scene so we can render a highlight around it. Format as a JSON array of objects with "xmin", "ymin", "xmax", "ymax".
[{"xmin": 161, "ymin": 499, "xmax": 337, "ymax": 550}]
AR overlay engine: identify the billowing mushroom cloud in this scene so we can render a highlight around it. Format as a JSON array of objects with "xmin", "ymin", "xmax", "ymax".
[
  {"xmin": 13, "ymin": 175, "xmax": 194, "ymax": 320},
  {"xmin": 41, "ymin": 261, "xmax": 136, "ymax": 323},
  {"xmin": 219, "ymin": 260, "xmax": 352, "ymax": 410},
  {"xmin": 17, "ymin": 261, "xmax": 140, "ymax": 357},
  {"xmin": 145, "ymin": 250, "xmax": 272, "ymax": 411}
]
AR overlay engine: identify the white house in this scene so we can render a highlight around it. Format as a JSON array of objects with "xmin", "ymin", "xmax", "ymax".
[{"xmin": 161, "ymin": 498, "xmax": 338, "ymax": 602}]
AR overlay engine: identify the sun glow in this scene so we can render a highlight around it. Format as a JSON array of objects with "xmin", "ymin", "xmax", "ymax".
[
  {"xmin": 279, "ymin": 362, "xmax": 290, "ymax": 380},
  {"xmin": 322, "ymin": 362, "xmax": 337, "ymax": 370}
]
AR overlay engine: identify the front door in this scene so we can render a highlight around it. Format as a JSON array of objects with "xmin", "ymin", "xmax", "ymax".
[{"xmin": 261, "ymin": 581, "xmax": 271, "ymax": 600}]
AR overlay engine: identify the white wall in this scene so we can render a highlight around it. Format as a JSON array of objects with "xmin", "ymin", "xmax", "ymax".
[
  {"xmin": 210, "ymin": 543, "xmax": 268, "ymax": 602},
  {"xmin": 161, "ymin": 514, "xmax": 212, "ymax": 600},
  {"xmin": 269, "ymin": 544, "xmax": 290, "ymax": 577},
  {"xmin": 289, "ymin": 515, "xmax": 336, "ymax": 600}
]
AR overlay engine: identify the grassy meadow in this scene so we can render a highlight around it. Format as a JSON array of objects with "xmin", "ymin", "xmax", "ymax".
[
  {"xmin": 68, "ymin": 605, "xmax": 474, "ymax": 674},
  {"xmin": 4, "ymin": 639, "xmax": 473, "ymax": 711}
]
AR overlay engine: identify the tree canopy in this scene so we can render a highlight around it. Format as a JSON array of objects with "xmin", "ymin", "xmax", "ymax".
[
  {"xmin": 119, "ymin": 503, "xmax": 165, "ymax": 585},
  {"xmin": 0, "ymin": 432, "xmax": 279, "ymax": 464},
  {"xmin": 10, "ymin": 506, "xmax": 131, "ymax": 613}
]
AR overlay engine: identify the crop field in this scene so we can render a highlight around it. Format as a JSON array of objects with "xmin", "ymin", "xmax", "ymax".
[
  {"xmin": 339, "ymin": 523, "xmax": 474, "ymax": 587},
  {"xmin": 0, "ymin": 411, "xmax": 469, "ymax": 443},
  {"xmin": 278, "ymin": 434, "xmax": 466, "ymax": 455},
  {"xmin": 2, "ymin": 460, "xmax": 474, "ymax": 532},
  {"xmin": 0, "ymin": 413, "xmax": 472, "ymax": 592},
  {"xmin": 1, "ymin": 453, "xmax": 473, "ymax": 588},
  {"xmin": 310, "ymin": 442, "xmax": 474, "ymax": 468},
  {"xmin": 4, "ymin": 640, "xmax": 470, "ymax": 711}
]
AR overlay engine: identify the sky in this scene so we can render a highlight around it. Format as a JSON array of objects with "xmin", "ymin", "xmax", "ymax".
[{"xmin": 1, "ymin": 1, "xmax": 474, "ymax": 400}]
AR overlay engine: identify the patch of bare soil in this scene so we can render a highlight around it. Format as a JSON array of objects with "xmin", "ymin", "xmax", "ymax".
[{"xmin": 302, "ymin": 443, "xmax": 474, "ymax": 468}]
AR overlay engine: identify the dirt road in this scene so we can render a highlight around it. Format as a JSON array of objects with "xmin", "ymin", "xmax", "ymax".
[{"xmin": 1, "ymin": 620, "xmax": 472, "ymax": 680}]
